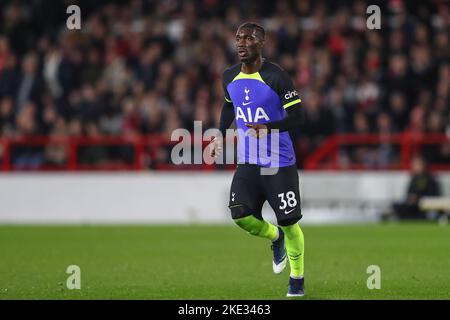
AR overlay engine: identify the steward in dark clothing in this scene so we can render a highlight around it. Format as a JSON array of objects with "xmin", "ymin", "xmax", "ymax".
[{"xmin": 392, "ymin": 156, "xmax": 441, "ymax": 220}]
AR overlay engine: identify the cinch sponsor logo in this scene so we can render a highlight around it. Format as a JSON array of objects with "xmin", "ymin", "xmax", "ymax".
[{"xmin": 284, "ymin": 90, "xmax": 298, "ymax": 100}]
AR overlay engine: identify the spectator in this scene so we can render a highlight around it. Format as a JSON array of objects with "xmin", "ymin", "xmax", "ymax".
[
  {"xmin": 347, "ymin": 111, "xmax": 371, "ymax": 166},
  {"xmin": 16, "ymin": 53, "xmax": 43, "ymax": 110},
  {"xmin": 12, "ymin": 101, "xmax": 42, "ymax": 168},
  {"xmin": 0, "ymin": 97, "xmax": 14, "ymax": 136},
  {"xmin": 382, "ymin": 155, "xmax": 441, "ymax": 221},
  {"xmin": 374, "ymin": 112, "xmax": 397, "ymax": 167},
  {"xmin": 387, "ymin": 92, "xmax": 409, "ymax": 131},
  {"xmin": 78, "ymin": 121, "xmax": 107, "ymax": 165},
  {"xmin": 0, "ymin": 0, "xmax": 447, "ymax": 170},
  {"xmin": 43, "ymin": 116, "xmax": 68, "ymax": 166},
  {"xmin": 423, "ymin": 111, "xmax": 448, "ymax": 164}
]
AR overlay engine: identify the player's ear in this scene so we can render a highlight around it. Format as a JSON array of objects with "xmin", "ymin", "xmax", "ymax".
[{"xmin": 258, "ymin": 37, "xmax": 265, "ymax": 49}]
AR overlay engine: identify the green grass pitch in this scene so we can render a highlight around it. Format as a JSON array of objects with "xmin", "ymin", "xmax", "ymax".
[{"xmin": 0, "ymin": 223, "xmax": 449, "ymax": 299}]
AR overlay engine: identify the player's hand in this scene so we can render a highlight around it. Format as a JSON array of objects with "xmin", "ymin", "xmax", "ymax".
[
  {"xmin": 209, "ymin": 136, "xmax": 223, "ymax": 158},
  {"xmin": 245, "ymin": 123, "xmax": 268, "ymax": 139}
]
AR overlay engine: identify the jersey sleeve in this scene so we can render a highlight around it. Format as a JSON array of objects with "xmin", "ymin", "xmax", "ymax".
[
  {"xmin": 222, "ymin": 71, "xmax": 232, "ymax": 104},
  {"xmin": 275, "ymin": 70, "xmax": 301, "ymax": 110}
]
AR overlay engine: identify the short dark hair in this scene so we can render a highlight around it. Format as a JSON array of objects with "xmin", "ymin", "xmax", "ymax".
[{"xmin": 237, "ymin": 22, "xmax": 265, "ymax": 40}]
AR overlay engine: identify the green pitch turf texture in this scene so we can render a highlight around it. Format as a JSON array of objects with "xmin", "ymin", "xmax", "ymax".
[{"xmin": 0, "ymin": 223, "xmax": 449, "ymax": 299}]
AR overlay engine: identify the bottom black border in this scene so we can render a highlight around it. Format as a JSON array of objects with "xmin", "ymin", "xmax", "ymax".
[{"xmin": 1, "ymin": 299, "xmax": 445, "ymax": 318}]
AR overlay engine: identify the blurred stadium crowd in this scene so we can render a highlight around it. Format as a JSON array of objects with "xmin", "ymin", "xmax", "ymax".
[{"xmin": 0, "ymin": 0, "xmax": 449, "ymax": 169}]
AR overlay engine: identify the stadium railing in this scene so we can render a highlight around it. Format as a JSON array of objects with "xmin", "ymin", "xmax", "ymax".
[
  {"xmin": 304, "ymin": 133, "xmax": 450, "ymax": 171},
  {"xmin": 0, "ymin": 134, "xmax": 232, "ymax": 171},
  {"xmin": 0, "ymin": 133, "xmax": 449, "ymax": 171}
]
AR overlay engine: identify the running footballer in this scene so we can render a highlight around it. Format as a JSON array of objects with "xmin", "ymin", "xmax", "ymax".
[{"xmin": 210, "ymin": 22, "xmax": 305, "ymax": 297}]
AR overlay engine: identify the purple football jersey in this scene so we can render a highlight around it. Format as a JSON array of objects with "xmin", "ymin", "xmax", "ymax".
[{"xmin": 223, "ymin": 61, "xmax": 301, "ymax": 168}]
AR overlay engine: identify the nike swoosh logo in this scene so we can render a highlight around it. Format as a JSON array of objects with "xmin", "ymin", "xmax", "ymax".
[
  {"xmin": 284, "ymin": 208, "xmax": 296, "ymax": 214},
  {"xmin": 242, "ymin": 101, "xmax": 253, "ymax": 106}
]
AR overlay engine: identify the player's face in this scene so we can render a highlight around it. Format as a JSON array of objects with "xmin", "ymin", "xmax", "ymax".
[
  {"xmin": 235, "ymin": 28, "xmax": 264, "ymax": 64},
  {"xmin": 411, "ymin": 157, "xmax": 425, "ymax": 174}
]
